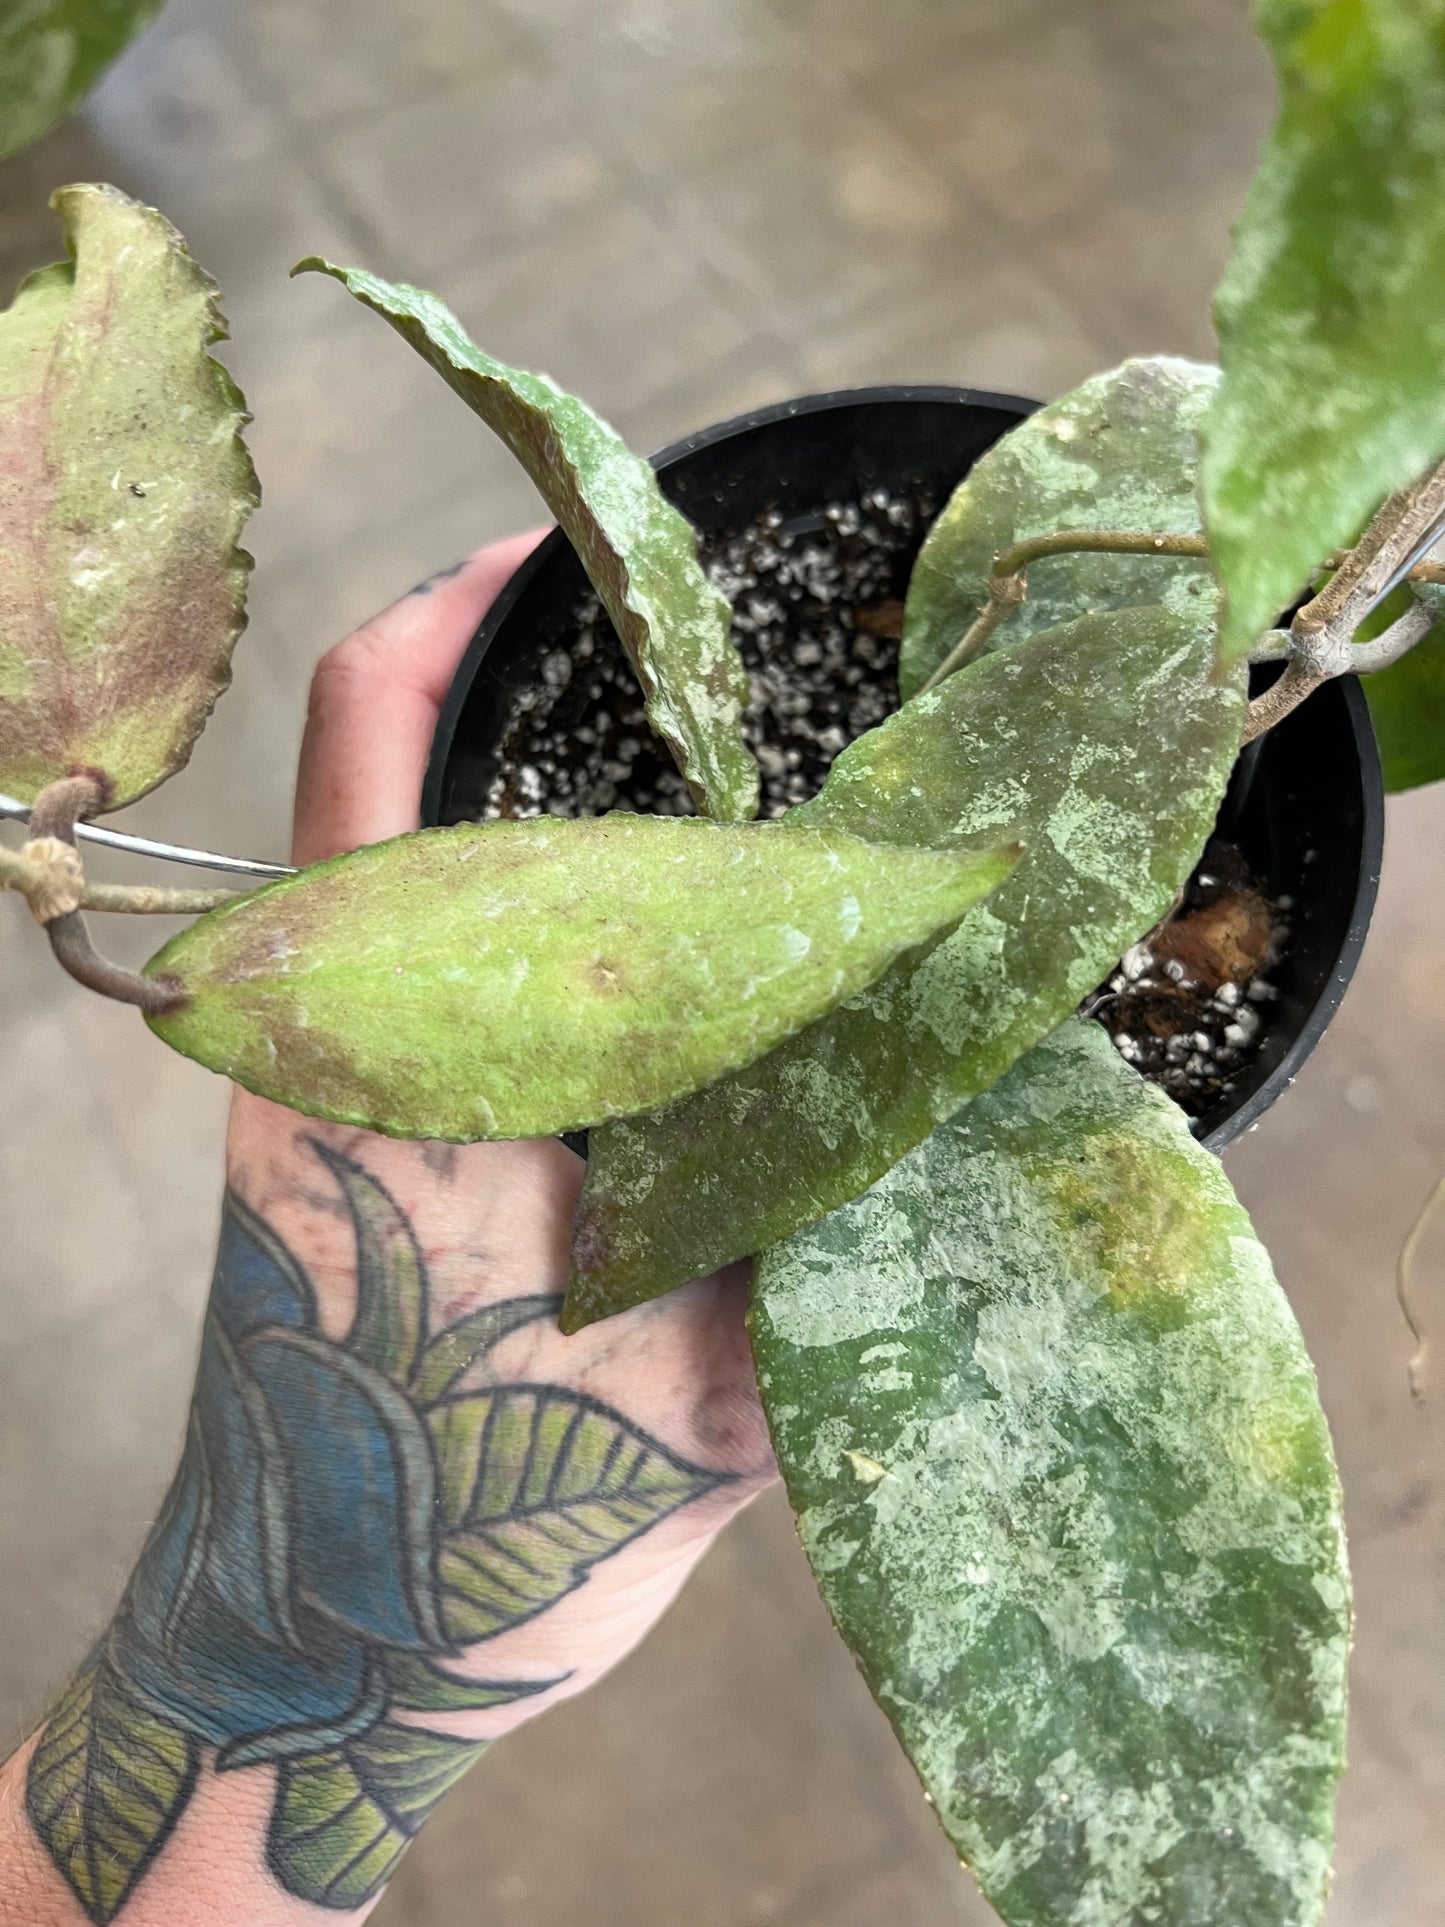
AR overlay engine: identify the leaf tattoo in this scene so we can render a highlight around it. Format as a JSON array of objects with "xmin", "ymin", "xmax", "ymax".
[
  {"xmin": 431, "ymin": 1385, "xmax": 724, "ymax": 1643},
  {"xmin": 269, "ymin": 1725, "xmax": 490, "ymax": 1909},
  {"xmin": 25, "ymin": 1653, "xmax": 199, "ymax": 1926},
  {"xmin": 26, "ymin": 1142, "xmax": 727, "ymax": 1916}
]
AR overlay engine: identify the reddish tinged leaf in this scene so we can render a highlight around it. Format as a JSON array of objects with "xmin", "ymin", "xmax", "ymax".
[
  {"xmin": 0, "ymin": 184, "xmax": 257, "ymax": 811},
  {"xmin": 144, "ymin": 815, "xmax": 1018, "ymax": 1142}
]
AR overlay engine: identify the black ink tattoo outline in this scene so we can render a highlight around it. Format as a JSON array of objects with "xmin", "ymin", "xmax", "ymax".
[{"xmin": 26, "ymin": 1142, "xmax": 727, "ymax": 1919}]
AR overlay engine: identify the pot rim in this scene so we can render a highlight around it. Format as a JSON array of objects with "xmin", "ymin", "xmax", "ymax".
[{"xmin": 423, "ymin": 382, "xmax": 1385, "ymax": 1156}]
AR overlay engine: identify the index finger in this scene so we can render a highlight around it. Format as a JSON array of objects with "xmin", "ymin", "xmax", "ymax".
[{"xmin": 292, "ymin": 530, "xmax": 545, "ymax": 866}]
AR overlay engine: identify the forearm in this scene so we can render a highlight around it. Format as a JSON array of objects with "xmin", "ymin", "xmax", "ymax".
[{"xmin": 4, "ymin": 1097, "xmax": 768, "ymax": 1925}]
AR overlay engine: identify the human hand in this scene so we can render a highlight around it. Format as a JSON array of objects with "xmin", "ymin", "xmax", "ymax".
[{"xmin": 8, "ymin": 536, "xmax": 775, "ymax": 1926}]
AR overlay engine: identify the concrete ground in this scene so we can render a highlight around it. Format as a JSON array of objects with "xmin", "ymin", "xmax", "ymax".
[{"xmin": 2, "ymin": 2, "xmax": 1442, "ymax": 1921}]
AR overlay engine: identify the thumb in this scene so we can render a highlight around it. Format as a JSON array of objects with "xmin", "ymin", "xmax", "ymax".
[{"xmin": 291, "ymin": 531, "xmax": 545, "ymax": 866}]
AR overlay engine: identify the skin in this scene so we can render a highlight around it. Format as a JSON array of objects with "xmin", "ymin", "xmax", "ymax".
[{"xmin": 0, "ymin": 531, "xmax": 776, "ymax": 1925}]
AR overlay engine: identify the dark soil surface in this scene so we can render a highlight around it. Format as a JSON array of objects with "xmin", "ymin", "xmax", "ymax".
[
  {"xmin": 482, "ymin": 488, "xmax": 926, "ymax": 822},
  {"xmin": 1080, "ymin": 839, "xmax": 1288, "ymax": 1120},
  {"xmin": 479, "ymin": 493, "xmax": 1284, "ymax": 1126}
]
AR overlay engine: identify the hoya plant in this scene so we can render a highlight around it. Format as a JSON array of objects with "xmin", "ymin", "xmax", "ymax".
[{"xmin": 4, "ymin": 5, "xmax": 1445, "ymax": 1923}]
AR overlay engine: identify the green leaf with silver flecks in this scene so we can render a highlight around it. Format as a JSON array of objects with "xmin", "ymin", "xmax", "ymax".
[
  {"xmin": 0, "ymin": 184, "xmax": 256, "ymax": 811},
  {"xmin": 751, "ymin": 1019, "xmax": 1349, "ymax": 1927},
  {"xmin": 428, "ymin": 1384, "xmax": 724, "ymax": 1643},
  {"xmin": 26, "ymin": 1649, "xmax": 199, "ymax": 1925},
  {"xmin": 1202, "ymin": 0, "xmax": 1445, "ymax": 669},
  {"xmin": 295, "ymin": 258, "xmax": 756, "ymax": 823},
  {"xmin": 899, "ymin": 358, "xmax": 1219, "ymax": 698},
  {"xmin": 1, "ymin": 1, "xmax": 165, "ymax": 161},
  {"xmin": 566, "ymin": 604, "xmax": 1245, "ymax": 1329},
  {"xmin": 144, "ymin": 814, "xmax": 1018, "ymax": 1142},
  {"xmin": 310, "ymin": 1141, "xmax": 428, "ymax": 1381},
  {"xmin": 411, "ymin": 1294, "xmax": 562, "ymax": 1407},
  {"xmin": 383, "ymin": 1651, "xmax": 563, "ymax": 1715},
  {"xmin": 268, "ymin": 1725, "xmax": 487, "ymax": 1910}
]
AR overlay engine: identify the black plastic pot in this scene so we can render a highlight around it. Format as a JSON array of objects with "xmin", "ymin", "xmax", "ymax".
[{"xmin": 424, "ymin": 386, "xmax": 1384, "ymax": 1152}]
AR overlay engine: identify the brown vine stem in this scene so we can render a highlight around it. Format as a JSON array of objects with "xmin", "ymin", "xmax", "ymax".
[
  {"xmin": 0, "ymin": 845, "xmax": 233, "ymax": 915},
  {"xmin": 19, "ymin": 778, "xmax": 188, "ymax": 1015},
  {"xmin": 916, "ymin": 512, "xmax": 1445, "ymax": 734},
  {"xmin": 1242, "ymin": 460, "xmax": 1445, "ymax": 740},
  {"xmin": 916, "ymin": 530, "xmax": 1211, "ymax": 697}
]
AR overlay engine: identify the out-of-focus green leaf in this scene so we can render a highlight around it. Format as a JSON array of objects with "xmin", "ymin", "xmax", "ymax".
[
  {"xmin": 0, "ymin": 184, "xmax": 256, "ymax": 811},
  {"xmin": 565, "ymin": 605, "xmax": 1245, "ymax": 1329},
  {"xmin": 751, "ymin": 1019, "xmax": 1349, "ymax": 1927},
  {"xmin": 1202, "ymin": 0, "xmax": 1445, "ymax": 668},
  {"xmin": 0, "ymin": 1, "xmax": 164, "ymax": 162},
  {"xmin": 1362, "ymin": 579, "xmax": 1445, "ymax": 791},
  {"xmin": 145, "ymin": 815, "xmax": 1017, "ymax": 1142},
  {"xmin": 295, "ymin": 258, "xmax": 757, "ymax": 823},
  {"xmin": 900, "ymin": 358, "xmax": 1219, "ymax": 698}
]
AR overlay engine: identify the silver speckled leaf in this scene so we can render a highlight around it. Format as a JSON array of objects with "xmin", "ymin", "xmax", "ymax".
[
  {"xmin": 565, "ymin": 603, "xmax": 1245, "ymax": 1328},
  {"xmin": 296, "ymin": 258, "xmax": 758, "ymax": 823},
  {"xmin": 0, "ymin": 184, "xmax": 256, "ymax": 810},
  {"xmin": 145, "ymin": 814, "xmax": 1016, "ymax": 1141},
  {"xmin": 1202, "ymin": 0, "xmax": 1445, "ymax": 668},
  {"xmin": 899, "ymin": 358, "xmax": 1219, "ymax": 699},
  {"xmin": 751, "ymin": 1019, "xmax": 1349, "ymax": 1927}
]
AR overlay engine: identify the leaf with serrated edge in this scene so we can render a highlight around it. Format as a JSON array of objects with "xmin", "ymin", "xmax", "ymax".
[
  {"xmin": 1, "ymin": 4, "xmax": 165, "ymax": 162},
  {"xmin": 899, "ymin": 358, "xmax": 1218, "ymax": 698},
  {"xmin": 26, "ymin": 1650, "xmax": 199, "ymax": 1925},
  {"xmin": 310, "ymin": 1141, "xmax": 428, "ymax": 1381},
  {"xmin": 429, "ymin": 1384, "xmax": 723, "ymax": 1643},
  {"xmin": 296, "ymin": 258, "xmax": 756, "ymax": 822},
  {"xmin": 0, "ymin": 184, "xmax": 256, "ymax": 809},
  {"xmin": 1202, "ymin": 0, "xmax": 1445, "ymax": 667},
  {"xmin": 269, "ymin": 1726, "xmax": 487, "ymax": 1910},
  {"xmin": 566, "ymin": 604, "xmax": 1244, "ymax": 1328},
  {"xmin": 144, "ymin": 814, "xmax": 1018, "ymax": 1142},
  {"xmin": 751, "ymin": 1020, "xmax": 1349, "ymax": 1927}
]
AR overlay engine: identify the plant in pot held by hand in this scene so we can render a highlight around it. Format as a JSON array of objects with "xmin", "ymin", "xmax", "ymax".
[{"xmin": 5, "ymin": 7, "xmax": 1445, "ymax": 1923}]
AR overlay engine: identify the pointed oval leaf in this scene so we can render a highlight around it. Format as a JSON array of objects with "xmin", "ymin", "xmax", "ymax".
[
  {"xmin": 296, "ymin": 258, "xmax": 757, "ymax": 822},
  {"xmin": 144, "ymin": 814, "xmax": 1018, "ymax": 1142},
  {"xmin": 1202, "ymin": 0, "xmax": 1445, "ymax": 668},
  {"xmin": 0, "ymin": 184, "xmax": 257, "ymax": 811},
  {"xmin": 429, "ymin": 1383, "xmax": 724, "ymax": 1644},
  {"xmin": 1, "ymin": 2, "xmax": 164, "ymax": 162},
  {"xmin": 566, "ymin": 605, "xmax": 1244, "ymax": 1328},
  {"xmin": 899, "ymin": 358, "xmax": 1219, "ymax": 698},
  {"xmin": 751, "ymin": 1020, "xmax": 1349, "ymax": 1927},
  {"xmin": 26, "ymin": 1651, "xmax": 199, "ymax": 1925}
]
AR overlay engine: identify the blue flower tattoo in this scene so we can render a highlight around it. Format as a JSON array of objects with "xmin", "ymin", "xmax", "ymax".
[{"xmin": 26, "ymin": 1141, "xmax": 726, "ymax": 1919}]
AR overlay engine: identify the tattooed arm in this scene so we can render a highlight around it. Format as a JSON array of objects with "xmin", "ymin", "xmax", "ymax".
[{"xmin": 0, "ymin": 536, "xmax": 774, "ymax": 1925}]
